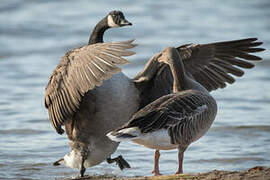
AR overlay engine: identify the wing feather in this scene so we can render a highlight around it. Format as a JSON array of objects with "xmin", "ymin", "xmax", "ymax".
[
  {"xmin": 133, "ymin": 38, "xmax": 264, "ymax": 109},
  {"xmin": 179, "ymin": 38, "xmax": 264, "ymax": 91},
  {"xmin": 117, "ymin": 90, "xmax": 215, "ymax": 140},
  {"xmin": 45, "ymin": 40, "xmax": 137, "ymax": 134}
]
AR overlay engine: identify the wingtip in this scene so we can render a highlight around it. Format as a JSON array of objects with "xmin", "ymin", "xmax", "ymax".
[
  {"xmin": 249, "ymin": 38, "xmax": 265, "ymax": 48},
  {"xmin": 121, "ymin": 39, "xmax": 136, "ymax": 44},
  {"xmin": 127, "ymin": 39, "xmax": 138, "ymax": 47},
  {"xmin": 249, "ymin": 37, "xmax": 258, "ymax": 41},
  {"xmin": 129, "ymin": 39, "xmax": 136, "ymax": 43},
  {"xmin": 251, "ymin": 41, "xmax": 264, "ymax": 47},
  {"xmin": 128, "ymin": 39, "xmax": 138, "ymax": 48},
  {"xmin": 129, "ymin": 50, "xmax": 136, "ymax": 56}
]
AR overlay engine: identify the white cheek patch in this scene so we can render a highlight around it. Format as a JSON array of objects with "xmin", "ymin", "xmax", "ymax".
[{"xmin": 107, "ymin": 15, "xmax": 119, "ymax": 27}]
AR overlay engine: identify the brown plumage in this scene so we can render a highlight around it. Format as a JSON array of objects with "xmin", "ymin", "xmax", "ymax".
[
  {"xmin": 45, "ymin": 40, "xmax": 136, "ymax": 134},
  {"xmin": 107, "ymin": 44, "xmax": 263, "ymax": 175},
  {"xmin": 46, "ymin": 11, "xmax": 137, "ymax": 178},
  {"xmin": 45, "ymin": 11, "xmax": 264, "ymax": 177},
  {"xmin": 134, "ymin": 38, "xmax": 264, "ymax": 109}
]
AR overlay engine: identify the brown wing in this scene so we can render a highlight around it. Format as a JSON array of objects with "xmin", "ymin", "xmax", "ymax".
[
  {"xmin": 133, "ymin": 53, "xmax": 174, "ymax": 108},
  {"xmin": 45, "ymin": 40, "xmax": 137, "ymax": 134},
  {"xmin": 178, "ymin": 38, "xmax": 264, "ymax": 91},
  {"xmin": 133, "ymin": 38, "xmax": 264, "ymax": 108}
]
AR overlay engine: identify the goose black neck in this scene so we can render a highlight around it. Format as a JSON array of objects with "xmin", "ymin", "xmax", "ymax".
[
  {"xmin": 169, "ymin": 54, "xmax": 187, "ymax": 93},
  {"xmin": 88, "ymin": 18, "xmax": 109, "ymax": 45}
]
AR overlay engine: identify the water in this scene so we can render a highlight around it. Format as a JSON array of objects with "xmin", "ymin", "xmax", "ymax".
[{"xmin": 0, "ymin": 0, "xmax": 270, "ymax": 179}]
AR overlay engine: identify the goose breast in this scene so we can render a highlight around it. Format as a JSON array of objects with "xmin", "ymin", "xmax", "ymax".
[{"xmin": 92, "ymin": 72, "xmax": 140, "ymax": 134}]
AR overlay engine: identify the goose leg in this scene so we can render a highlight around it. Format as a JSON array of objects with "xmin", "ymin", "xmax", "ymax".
[
  {"xmin": 175, "ymin": 150, "xmax": 184, "ymax": 174},
  {"xmin": 80, "ymin": 149, "xmax": 88, "ymax": 177},
  {"xmin": 152, "ymin": 150, "xmax": 161, "ymax": 176},
  {"xmin": 80, "ymin": 157, "xmax": 86, "ymax": 177},
  {"xmin": 106, "ymin": 155, "xmax": 131, "ymax": 170}
]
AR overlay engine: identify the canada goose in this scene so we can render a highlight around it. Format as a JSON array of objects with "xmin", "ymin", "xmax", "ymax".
[
  {"xmin": 45, "ymin": 11, "xmax": 264, "ymax": 177},
  {"xmin": 107, "ymin": 47, "xmax": 217, "ymax": 175},
  {"xmin": 45, "ymin": 11, "xmax": 135, "ymax": 177}
]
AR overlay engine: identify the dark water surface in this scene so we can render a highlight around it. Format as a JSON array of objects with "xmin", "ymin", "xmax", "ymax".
[{"xmin": 0, "ymin": 1, "xmax": 270, "ymax": 179}]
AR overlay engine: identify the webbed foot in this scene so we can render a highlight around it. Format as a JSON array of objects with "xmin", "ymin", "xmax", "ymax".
[{"xmin": 106, "ymin": 155, "xmax": 130, "ymax": 170}]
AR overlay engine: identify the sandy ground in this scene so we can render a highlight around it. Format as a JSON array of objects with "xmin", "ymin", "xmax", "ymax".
[{"xmin": 64, "ymin": 166, "xmax": 270, "ymax": 180}]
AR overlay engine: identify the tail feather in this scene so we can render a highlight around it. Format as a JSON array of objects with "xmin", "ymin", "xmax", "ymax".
[{"xmin": 107, "ymin": 127, "xmax": 141, "ymax": 142}]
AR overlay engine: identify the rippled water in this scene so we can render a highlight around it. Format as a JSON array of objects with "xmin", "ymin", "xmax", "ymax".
[{"xmin": 0, "ymin": 0, "xmax": 270, "ymax": 179}]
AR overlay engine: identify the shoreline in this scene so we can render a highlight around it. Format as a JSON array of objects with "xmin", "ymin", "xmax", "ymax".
[{"xmin": 65, "ymin": 166, "xmax": 269, "ymax": 180}]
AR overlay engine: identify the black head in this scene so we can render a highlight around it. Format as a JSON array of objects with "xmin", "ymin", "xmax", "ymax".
[{"xmin": 107, "ymin": 10, "xmax": 132, "ymax": 27}]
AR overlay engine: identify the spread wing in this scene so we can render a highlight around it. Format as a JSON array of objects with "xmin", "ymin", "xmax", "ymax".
[
  {"xmin": 45, "ymin": 40, "xmax": 137, "ymax": 134},
  {"xmin": 134, "ymin": 38, "xmax": 264, "ymax": 108},
  {"xmin": 178, "ymin": 38, "xmax": 264, "ymax": 91}
]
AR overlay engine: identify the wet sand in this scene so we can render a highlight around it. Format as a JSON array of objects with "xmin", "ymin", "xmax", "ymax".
[{"xmin": 64, "ymin": 166, "xmax": 270, "ymax": 180}]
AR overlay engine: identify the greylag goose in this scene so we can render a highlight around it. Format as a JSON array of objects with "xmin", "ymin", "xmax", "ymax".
[
  {"xmin": 107, "ymin": 38, "xmax": 264, "ymax": 174},
  {"xmin": 107, "ymin": 47, "xmax": 217, "ymax": 175},
  {"xmin": 45, "ymin": 10, "xmax": 264, "ymax": 177}
]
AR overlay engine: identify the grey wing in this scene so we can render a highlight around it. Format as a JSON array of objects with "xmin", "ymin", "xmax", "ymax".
[
  {"xmin": 119, "ymin": 90, "xmax": 217, "ymax": 141},
  {"xmin": 133, "ymin": 38, "xmax": 264, "ymax": 108},
  {"xmin": 45, "ymin": 40, "xmax": 137, "ymax": 134}
]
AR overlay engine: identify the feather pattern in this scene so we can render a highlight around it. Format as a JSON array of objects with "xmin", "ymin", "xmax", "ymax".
[
  {"xmin": 115, "ymin": 90, "xmax": 217, "ymax": 147},
  {"xmin": 45, "ymin": 40, "xmax": 137, "ymax": 134},
  {"xmin": 179, "ymin": 38, "xmax": 264, "ymax": 91},
  {"xmin": 106, "ymin": 45, "xmax": 263, "ymax": 175},
  {"xmin": 109, "ymin": 47, "xmax": 218, "ymax": 151},
  {"xmin": 133, "ymin": 38, "xmax": 264, "ymax": 109}
]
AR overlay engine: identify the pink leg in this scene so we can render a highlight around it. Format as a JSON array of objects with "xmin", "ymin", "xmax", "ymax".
[
  {"xmin": 175, "ymin": 150, "xmax": 184, "ymax": 174},
  {"xmin": 152, "ymin": 150, "xmax": 162, "ymax": 176}
]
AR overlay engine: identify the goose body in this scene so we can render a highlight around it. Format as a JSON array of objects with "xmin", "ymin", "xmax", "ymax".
[
  {"xmin": 107, "ymin": 46, "xmax": 256, "ymax": 175},
  {"xmin": 45, "ymin": 11, "xmax": 264, "ymax": 177},
  {"xmin": 120, "ymin": 90, "xmax": 217, "ymax": 151},
  {"xmin": 62, "ymin": 73, "xmax": 139, "ymax": 169},
  {"xmin": 46, "ymin": 11, "xmax": 135, "ymax": 177}
]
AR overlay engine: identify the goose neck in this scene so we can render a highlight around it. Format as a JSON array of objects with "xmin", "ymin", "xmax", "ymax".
[
  {"xmin": 88, "ymin": 18, "xmax": 109, "ymax": 45},
  {"xmin": 169, "ymin": 57, "xmax": 187, "ymax": 93}
]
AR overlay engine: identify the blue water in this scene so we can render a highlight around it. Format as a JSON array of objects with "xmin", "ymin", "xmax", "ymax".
[{"xmin": 0, "ymin": 1, "xmax": 270, "ymax": 179}]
